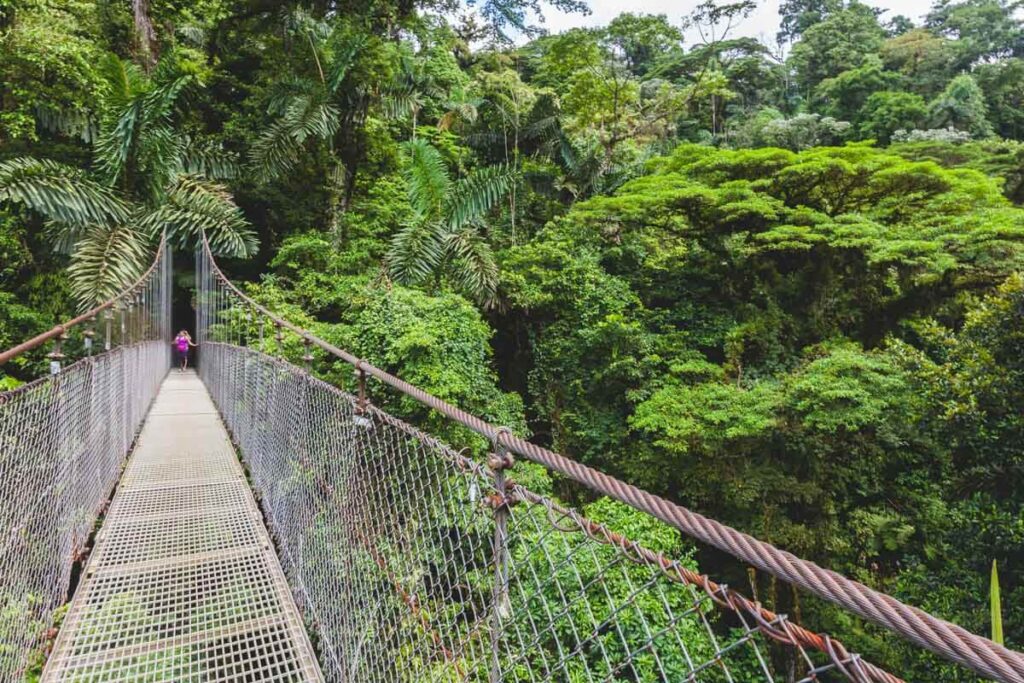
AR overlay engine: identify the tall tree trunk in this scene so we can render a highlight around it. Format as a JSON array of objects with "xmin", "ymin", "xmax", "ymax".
[{"xmin": 132, "ymin": 0, "xmax": 158, "ymax": 70}]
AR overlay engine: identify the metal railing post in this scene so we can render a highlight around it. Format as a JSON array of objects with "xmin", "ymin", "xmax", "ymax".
[
  {"xmin": 354, "ymin": 361, "xmax": 367, "ymax": 414},
  {"xmin": 104, "ymin": 309, "xmax": 113, "ymax": 351},
  {"xmin": 302, "ymin": 337, "xmax": 313, "ymax": 371},
  {"xmin": 488, "ymin": 427, "xmax": 514, "ymax": 683},
  {"xmin": 47, "ymin": 331, "xmax": 66, "ymax": 375},
  {"xmin": 84, "ymin": 316, "xmax": 96, "ymax": 357}
]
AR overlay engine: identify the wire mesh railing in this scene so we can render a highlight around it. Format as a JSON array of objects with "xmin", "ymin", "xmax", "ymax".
[
  {"xmin": 196, "ymin": 236, "xmax": 1024, "ymax": 683},
  {"xmin": 0, "ymin": 239, "xmax": 171, "ymax": 681}
]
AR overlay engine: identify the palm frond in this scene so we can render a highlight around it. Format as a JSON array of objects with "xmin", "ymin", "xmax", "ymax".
[
  {"xmin": 381, "ymin": 82, "xmax": 429, "ymax": 122},
  {"xmin": 67, "ymin": 222, "xmax": 149, "ymax": 309},
  {"xmin": 438, "ymin": 102, "xmax": 479, "ymax": 131},
  {"xmin": 97, "ymin": 53, "xmax": 146, "ymax": 111},
  {"xmin": 386, "ymin": 219, "xmax": 446, "ymax": 286},
  {"xmin": 0, "ymin": 157, "xmax": 130, "ymax": 225},
  {"xmin": 95, "ymin": 98, "xmax": 145, "ymax": 184},
  {"xmin": 285, "ymin": 96, "xmax": 339, "ymax": 140},
  {"xmin": 523, "ymin": 115, "xmax": 561, "ymax": 142},
  {"xmin": 326, "ymin": 32, "xmax": 368, "ymax": 93},
  {"xmin": 265, "ymin": 75, "xmax": 318, "ymax": 116},
  {"xmin": 142, "ymin": 175, "xmax": 257, "ymax": 257},
  {"xmin": 463, "ymin": 131, "xmax": 505, "ymax": 149},
  {"xmin": 249, "ymin": 96, "xmax": 339, "ymax": 182},
  {"xmin": 135, "ymin": 122, "xmax": 185, "ymax": 200},
  {"xmin": 403, "ymin": 139, "xmax": 451, "ymax": 219},
  {"xmin": 445, "ymin": 226, "xmax": 499, "ymax": 305},
  {"xmin": 142, "ymin": 74, "xmax": 194, "ymax": 125},
  {"xmin": 446, "ymin": 163, "xmax": 515, "ymax": 231},
  {"xmin": 44, "ymin": 219, "xmax": 94, "ymax": 255},
  {"xmin": 176, "ymin": 24, "xmax": 206, "ymax": 47},
  {"xmin": 34, "ymin": 105, "xmax": 99, "ymax": 143},
  {"xmin": 249, "ymin": 119, "xmax": 304, "ymax": 183},
  {"xmin": 286, "ymin": 6, "xmax": 331, "ymax": 42},
  {"xmin": 180, "ymin": 137, "xmax": 240, "ymax": 180}
]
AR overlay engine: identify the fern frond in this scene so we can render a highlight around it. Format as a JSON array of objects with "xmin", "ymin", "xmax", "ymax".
[
  {"xmin": 403, "ymin": 139, "xmax": 451, "ymax": 220},
  {"xmin": 0, "ymin": 157, "xmax": 130, "ymax": 224},
  {"xmin": 67, "ymin": 223, "xmax": 149, "ymax": 309},
  {"xmin": 446, "ymin": 163, "xmax": 515, "ymax": 231},
  {"xmin": 142, "ymin": 175, "xmax": 257, "ymax": 257},
  {"xmin": 386, "ymin": 219, "xmax": 446, "ymax": 286},
  {"xmin": 444, "ymin": 226, "xmax": 499, "ymax": 305}
]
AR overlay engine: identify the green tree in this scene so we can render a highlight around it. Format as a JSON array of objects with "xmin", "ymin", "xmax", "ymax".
[
  {"xmin": 814, "ymin": 55, "xmax": 902, "ymax": 123},
  {"xmin": 248, "ymin": 10, "xmax": 375, "ymax": 234},
  {"xmin": 975, "ymin": 58, "xmax": 1024, "ymax": 139},
  {"xmin": 858, "ymin": 90, "xmax": 928, "ymax": 142},
  {"xmin": 789, "ymin": 2, "xmax": 886, "ymax": 93},
  {"xmin": 928, "ymin": 73, "xmax": 994, "ymax": 137},
  {"xmin": 777, "ymin": 0, "xmax": 843, "ymax": 43},
  {"xmin": 925, "ymin": 0, "xmax": 1024, "ymax": 64},
  {"xmin": 0, "ymin": 0, "xmax": 103, "ymax": 142},
  {"xmin": 880, "ymin": 28, "xmax": 960, "ymax": 98},
  {"xmin": 603, "ymin": 13, "xmax": 684, "ymax": 76},
  {"xmin": 385, "ymin": 139, "xmax": 513, "ymax": 304}
]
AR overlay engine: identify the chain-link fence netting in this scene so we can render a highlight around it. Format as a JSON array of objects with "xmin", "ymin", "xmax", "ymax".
[
  {"xmin": 195, "ymin": 233, "xmax": 905, "ymax": 683},
  {"xmin": 0, "ymin": 244, "xmax": 171, "ymax": 680}
]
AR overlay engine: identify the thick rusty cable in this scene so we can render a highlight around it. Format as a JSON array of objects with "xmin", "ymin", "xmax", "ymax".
[
  {"xmin": 201, "ymin": 233, "xmax": 1024, "ymax": 683},
  {"xmin": 0, "ymin": 236, "xmax": 169, "ymax": 366}
]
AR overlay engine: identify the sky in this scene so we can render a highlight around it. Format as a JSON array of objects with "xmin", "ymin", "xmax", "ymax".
[{"xmin": 529, "ymin": 0, "xmax": 934, "ymax": 44}]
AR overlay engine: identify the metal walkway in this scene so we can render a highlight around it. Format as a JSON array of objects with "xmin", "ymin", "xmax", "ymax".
[{"xmin": 42, "ymin": 370, "xmax": 324, "ymax": 682}]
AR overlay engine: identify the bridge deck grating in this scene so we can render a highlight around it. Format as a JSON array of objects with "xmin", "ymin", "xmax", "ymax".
[{"xmin": 42, "ymin": 370, "xmax": 323, "ymax": 682}]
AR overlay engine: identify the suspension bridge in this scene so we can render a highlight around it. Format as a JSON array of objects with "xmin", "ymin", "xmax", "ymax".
[{"xmin": 1, "ymin": 237, "xmax": 1022, "ymax": 683}]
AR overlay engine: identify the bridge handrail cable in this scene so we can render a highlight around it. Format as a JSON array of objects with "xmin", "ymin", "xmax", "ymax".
[{"xmin": 201, "ymin": 234, "xmax": 1024, "ymax": 683}]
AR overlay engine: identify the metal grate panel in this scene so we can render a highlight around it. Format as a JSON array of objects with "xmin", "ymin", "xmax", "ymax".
[
  {"xmin": 92, "ymin": 508, "xmax": 266, "ymax": 568},
  {"xmin": 42, "ymin": 371, "xmax": 323, "ymax": 682},
  {"xmin": 106, "ymin": 482, "xmax": 253, "ymax": 519}
]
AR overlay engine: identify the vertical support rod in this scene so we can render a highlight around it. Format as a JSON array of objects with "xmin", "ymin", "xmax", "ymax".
[
  {"xmin": 275, "ymin": 322, "xmax": 284, "ymax": 359},
  {"xmin": 104, "ymin": 309, "xmax": 113, "ymax": 351},
  {"xmin": 489, "ymin": 428, "xmax": 514, "ymax": 683},
  {"xmin": 84, "ymin": 316, "xmax": 96, "ymax": 357},
  {"xmin": 119, "ymin": 303, "xmax": 127, "ymax": 346},
  {"xmin": 354, "ymin": 361, "xmax": 367, "ymax": 414},
  {"xmin": 302, "ymin": 337, "xmax": 313, "ymax": 371},
  {"xmin": 47, "ymin": 331, "xmax": 67, "ymax": 375}
]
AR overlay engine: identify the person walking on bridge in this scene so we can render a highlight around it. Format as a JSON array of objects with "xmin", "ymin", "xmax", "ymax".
[{"xmin": 173, "ymin": 330, "xmax": 197, "ymax": 371}]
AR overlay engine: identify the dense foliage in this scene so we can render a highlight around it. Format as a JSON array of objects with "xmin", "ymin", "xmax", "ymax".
[{"xmin": 2, "ymin": 0, "xmax": 1023, "ymax": 678}]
